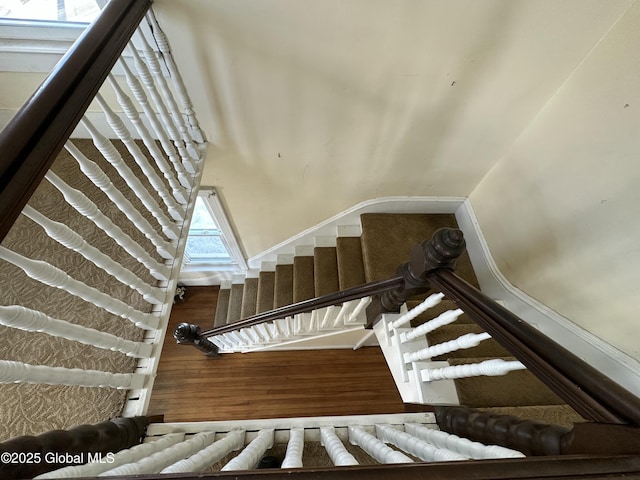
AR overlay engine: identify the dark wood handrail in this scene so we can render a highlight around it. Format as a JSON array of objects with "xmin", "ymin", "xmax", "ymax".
[
  {"xmin": 0, "ymin": 416, "xmax": 150, "ymax": 479},
  {"xmin": 427, "ymin": 268, "xmax": 640, "ymax": 426},
  {"xmin": 198, "ymin": 276, "xmax": 404, "ymax": 337},
  {"xmin": 0, "ymin": 0, "xmax": 151, "ymax": 243},
  {"xmin": 49, "ymin": 455, "xmax": 640, "ymax": 479}
]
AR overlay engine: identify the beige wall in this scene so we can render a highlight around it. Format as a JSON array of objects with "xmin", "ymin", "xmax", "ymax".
[
  {"xmin": 470, "ymin": 2, "xmax": 640, "ymax": 360},
  {"xmin": 155, "ymin": 0, "xmax": 630, "ymax": 258}
]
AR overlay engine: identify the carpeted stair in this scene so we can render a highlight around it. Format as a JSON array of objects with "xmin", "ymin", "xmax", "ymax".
[{"xmin": 213, "ymin": 213, "xmax": 583, "ymax": 426}]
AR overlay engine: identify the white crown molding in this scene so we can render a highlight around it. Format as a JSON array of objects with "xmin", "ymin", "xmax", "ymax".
[{"xmin": 455, "ymin": 199, "xmax": 640, "ymax": 398}]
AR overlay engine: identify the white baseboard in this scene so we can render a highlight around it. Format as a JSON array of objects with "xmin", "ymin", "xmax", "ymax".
[{"xmin": 455, "ymin": 199, "xmax": 640, "ymax": 398}]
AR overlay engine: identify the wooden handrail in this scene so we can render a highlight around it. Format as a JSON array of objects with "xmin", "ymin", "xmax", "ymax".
[
  {"xmin": 0, "ymin": 416, "xmax": 150, "ymax": 479},
  {"xmin": 427, "ymin": 268, "xmax": 640, "ymax": 426},
  {"xmin": 0, "ymin": 0, "xmax": 151, "ymax": 243},
  {"xmin": 198, "ymin": 276, "xmax": 403, "ymax": 337},
  {"xmin": 43, "ymin": 454, "xmax": 640, "ymax": 479}
]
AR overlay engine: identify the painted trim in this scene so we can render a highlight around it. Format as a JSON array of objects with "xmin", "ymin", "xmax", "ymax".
[
  {"xmin": 455, "ymin": 199, "xmax": 640, "ymax": 398},
  {"xmin": 247, "ymin": 196, "xmax": 465, "ymax": 269}
]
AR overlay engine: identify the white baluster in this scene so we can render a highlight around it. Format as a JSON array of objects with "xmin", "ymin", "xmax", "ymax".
[
  {"xmin": 79, "ymin": 119, "xmax": 178, "ymax": 257},
  {"xmin": 161, "ymin": 430, "xmax": 245, "ymax": 473},
  {"xmin": 45, "ymin": 171, "xmax": 170, "ymax": 282},
  {"xmin": 221, "ymin": 429, "xmax": 274, "ymax": 471},
  {"xmin": 421, "ymin": 359, "xmax": 526, "ymax": 382},
  {"xmin": 100, "ymin": 431, "xmax": 219, "ymax": 476},
  {"xmin": 389, "ymin": 293, "xmax": 445, "ymax": 330},
  {"xmin": 281, "ymin": 428, "xmax": 304, "ymax": 468},
  {"xmin": 404, "ymin": 332, "xmax": 492, "ymax": 363},
  {"xmin": 0, "ymin": 305, "xmax": 152, "ymax": 358},
  {"xmin": 127, "ymin": 45, "xmax": 196, "ymax": 174},
  {"xmin": 400, "ymin": 309, "xmax": 464, "ymax": 343},
  {"xmin": 0, "ymin": 246, "xmax": 159, "ymax": 331},
  {"xmin": 136, "ymin": 32, "xmax": 200, "ymax": 162},
  {"xmin": 320, "ymin": 427, "xmax": 359, "ymax": 466},
  {"xmin": 107, "ymin": 74, "xmax": 188, "ymax": 208},
  {"xmin": 22, "ymin": 205, "xmax": 165, "ymax": 305},
  {"xmin": 94, "ymin": 94, "xmax": 185, "ymax": 230},
  {"xmin": 347, "ymin": 297, "xmax": 371, "ymax": 323},
  {"xmin": 375, "ymin": 424, "xmax": 467, "ymax": 462},
  {"xmin": 118, "ymin": 57, "xmax": 191, "ymax": 189},
  {"xmin": 145, "ymin": 9, "xmax": 205, "ymax": 143},
  {"xmin": 0, "ymin": 360, "xmax": 146, "ymax": 389},
  {"xmin": 255, "ymin": 323, "xmax": 272, "ymax": 342},
  {"xmin": 210, "ymin": 336, "xmax": 233, "ymax": 350},
  {"xmin": 348, "ymin": 426, "xmax": 413, "ymax": 464},
  {"xmin": 404, "ymin": 423, "xmax": 525, "ymax": 459},
  {"xmin": 36, "ymin": 433, "xmax": 186, "ymax": 478}
]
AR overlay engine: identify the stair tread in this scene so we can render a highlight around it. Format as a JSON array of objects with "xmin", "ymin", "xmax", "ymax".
[
  {"xmin": 314, "ymin": 247, "xmax": 339, "ymax": 296},
  {"xmin": 336, "ymin": 237, "xmax": 366, "ymax": 289},
  {"xmin": 426, "ymin": 323, "xmax": 511, "ymax": 360},
  {"xmin": 274, "ymin": 264, "xmax": 294, "ymax": 308},
  {"xmin": 448, "ymin": 356, "xmax": 565, "ymax": 408},
  {"xmin": 360, "ymin": 213, "xmax": 479, "ymax": 288},
  {"xmin": 214, "ymin": 289, "xmax": 230, "ymax": 328},
  {"xmin": 240, "ymin": 278, "xmax": 259, "ymax": 319},
  {"xmin": 256, "ymin": 271, "xmax": 276, "ymax": 314},
  {"xmin": 227, "ymin": 284, "xmax": 244, "ymax": 324},
  {"xmin": 293, "ymin": 256, "xmax": 315, "ymax": 302}
]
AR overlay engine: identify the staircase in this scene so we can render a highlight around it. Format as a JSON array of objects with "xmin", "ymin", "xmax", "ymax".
[{"xmin": 210, "ymin": 213, "xmax": 583, "ymax": 427}]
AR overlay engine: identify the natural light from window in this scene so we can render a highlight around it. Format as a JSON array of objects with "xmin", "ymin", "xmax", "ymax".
[
  {"xmin": 0, "ymin": 0, "xmax": 100, "ymax": 23},
  {"xmin": 185, "ymin": 196, "xmax": 234, "ymax": 265}
]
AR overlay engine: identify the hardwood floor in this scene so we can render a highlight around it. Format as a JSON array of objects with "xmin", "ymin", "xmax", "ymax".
[{"xmin": 147, "ymin": 286, "xmax": 405, "ymax": 422}]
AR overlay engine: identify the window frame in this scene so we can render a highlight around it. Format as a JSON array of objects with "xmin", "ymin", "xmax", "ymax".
[{"xmin": 182, "ymin": 188, "xmax": 247, "ymax": 273}]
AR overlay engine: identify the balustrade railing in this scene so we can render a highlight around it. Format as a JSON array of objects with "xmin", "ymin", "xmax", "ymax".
[{"xmin": 0, "ymin": 0, "xmax": 205, "ymax": 431}]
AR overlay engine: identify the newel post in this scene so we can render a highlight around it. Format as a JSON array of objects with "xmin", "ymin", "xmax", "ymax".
[
  {"xmin": 365, "ymin": 228, "xmax": 466, "ymax": 328},
  {"xmin": 174, "ymin": 323, "xmax": 220, "ymax": 357}
]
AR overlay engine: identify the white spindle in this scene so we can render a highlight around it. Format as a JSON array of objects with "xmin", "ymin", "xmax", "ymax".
[
  {"xmin": 22, "ymin": 205, "xmax": 165, "ymax": 305},
  {"xmin": 400, "ymin": 309, "xmax": 464, "ymax": 343},
  {"xmin": 404, "ymin": 332, "xmax": 492, "ymax": 363},
  {"xmin": 389, "ymin": 293, "xmax": 445, "ymax": 330},
  {"xmin": 161, "ymin": 430, "xmax": 245, "ymax": 473},
  {"xmin": 348, "ymin": 426, "xmax": 413, "ymax": 464},
  {"xmin": 118, "ymin": 57, "xmax": 191, "ymax": 189},
  {"xmin": 281, "ymin": 428, "xmax": 304, "ymax": 468},
  {"xmin": 421, "ymin": 359, "xmax": 526, "ymax": 382},
  {"xmin": 0, "ymin": 246, "xmax": 159, "ymax": 331},
  {"xmin": 0, "ymin": 360, "xmax": 146, "ymax": 389},
  {"xmin": 0, "ymin": 305, "xmax": 152, "ymax": 358},
  {"xmin": 100, "ymin": 431, "xmax": 219, "ymax": 476},
  {"xmin": 254, "ymin": 323, "xmax": 273, "ymax": 342},
  {"xmin": 375, "ymin": 424, "xmax": 467, "ymax": 462},
  {"xmin": 320, "ymin": 427, "xmax": 359, "ymax": 466},
  {"xmin": 345, "ymin": 297, "xmax": 371, "ymax": 323},
  {"xmin": 145, "ymin": 10, "xmax": 205, "ymax": 143},
  {"xmin": 221, "ymin": 429, "xmax": 274, "ymax": 471},
  {"xmin": 80, "ymin": 119, "xmax": 178, "ymax": 255},
  {"xmin": 45, "ymin": 171, "xmax": 170, "ymax": 281},
  {"xmin": 94, "ymin": 94, "xmax": 185, "ymax": 230},
  {"xmin": 36, "ymin": 433, "xmax": 186, "ymax": 478},
  {"xmin": 137, "ymin": 32, "xmax": 200, "ymax": 162},
  {"xmin": 107, "ymin": 74, "xmax": 188, "ymax": 208},
  {"xmin": 127, "ymin": 45, "xmax": 196, "ymax": 174},
  {"xmin": 404, "ymin": 423, "xmax": 525, "ymax": 459}
]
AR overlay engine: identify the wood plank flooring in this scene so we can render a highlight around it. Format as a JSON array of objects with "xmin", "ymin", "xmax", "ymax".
[{"xmin": 147, "ymin": 286, "xmax": 405, "ymax": 422}]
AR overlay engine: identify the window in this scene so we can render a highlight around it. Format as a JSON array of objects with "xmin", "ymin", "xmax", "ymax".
[
  {"xmin": 183, "ymin": 189, "xmax": 246, "ymax": 272},
  {"xmin": 0, "ymin": 0, "xmax": 101, "ymax": 23}
]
